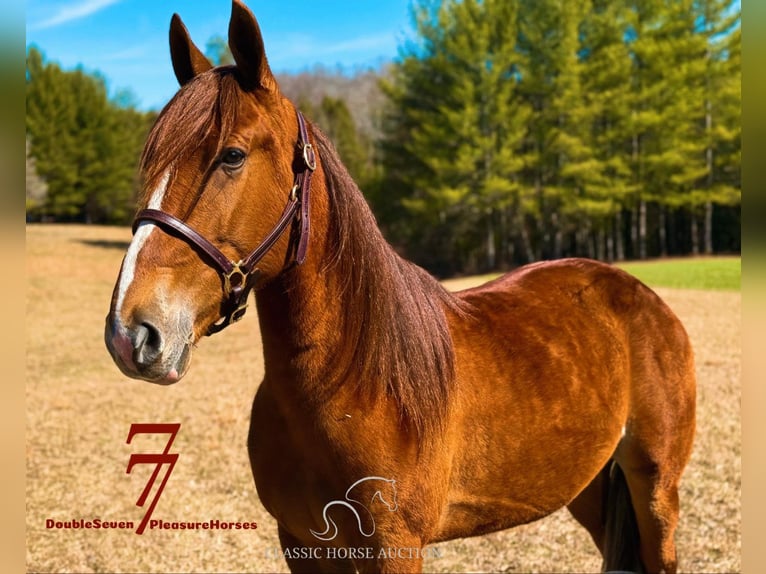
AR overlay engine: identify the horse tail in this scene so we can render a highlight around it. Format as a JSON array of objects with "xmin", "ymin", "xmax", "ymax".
[{"xmin": 602, "ymin": 462, "xmax": 644, "ymax": 573}]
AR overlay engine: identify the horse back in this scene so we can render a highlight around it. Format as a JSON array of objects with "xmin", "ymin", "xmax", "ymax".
[
  {"xmin": 450, "ymin": 257, "xmax": 694, "ymax": 413},
  {"xmin": 453, "ymin": 258, "xmax": 691, "ymax": 351}
]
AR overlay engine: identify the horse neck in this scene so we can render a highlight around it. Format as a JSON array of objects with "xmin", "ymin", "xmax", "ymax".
[
  {"xmin": 252, "ymin": 158, "xmax": 353, "ymax": 378},
  {"xmin": 253, "ymin": 144, "xmax": 459, "ymax": 438},
  {"xmin": 253, "ymin": 166, "xmax": 388, "ymax": 387}
]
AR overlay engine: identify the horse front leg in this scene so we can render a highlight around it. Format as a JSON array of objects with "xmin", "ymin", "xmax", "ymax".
[
  {"xmin": 353, "ymin": 532, "xmax": 425, "ymax": 574},
  {"xmin": 277, "ymin": 525, "xmax": 355, "ymax": 574}
]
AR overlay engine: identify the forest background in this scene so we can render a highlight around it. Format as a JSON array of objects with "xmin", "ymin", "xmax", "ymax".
[{"xmin": 26, "ymin": 0, "xmax": 741, "ymax": 277}]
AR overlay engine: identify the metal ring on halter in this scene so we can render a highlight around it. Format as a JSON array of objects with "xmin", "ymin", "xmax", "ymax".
[
  {"xmin": 303, "ymin": 143, "xmax": 317, "ymax": 171},
  {"xmin": 223, "ymin": 261, "xmax": 248, "ymax": 295}
]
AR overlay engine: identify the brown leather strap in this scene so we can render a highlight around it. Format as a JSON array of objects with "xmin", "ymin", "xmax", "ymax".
[
  {"xmin": 295, "ymin": 110, "xmax": 314, "ymax": 264},
  {"xmin": 133, "ymin": 208, "xmax": 238, "ymax": 276},
  {"xmin": 135, "ymin": 193, "xmax": 299, "ymax": 275}
]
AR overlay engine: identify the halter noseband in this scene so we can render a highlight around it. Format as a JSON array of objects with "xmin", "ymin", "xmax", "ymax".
[{"xmin": 132, "ymin": 110, "xmax": 315, "ymax": 336}]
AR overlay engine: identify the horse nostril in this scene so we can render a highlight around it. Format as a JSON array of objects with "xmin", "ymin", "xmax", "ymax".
[{"xmin": 133, "ymin": 321, "xmax": 163, "ymax": 367}]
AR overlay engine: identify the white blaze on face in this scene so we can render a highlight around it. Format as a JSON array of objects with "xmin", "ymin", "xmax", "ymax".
[{"xmin": 114, "ymin": 171, "xmax": 170, "ymax": 319}]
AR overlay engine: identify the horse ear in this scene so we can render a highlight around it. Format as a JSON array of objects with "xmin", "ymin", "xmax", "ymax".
[
  {"xmin": 228, "ymin": 0, "xmax": 276, "ymax": 91},
  {"xmin": 169, "ymin": 13, "xmax": 213, "ymax": 86}
]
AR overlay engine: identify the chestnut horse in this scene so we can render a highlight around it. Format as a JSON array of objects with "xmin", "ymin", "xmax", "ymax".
[{"xmin": 105, "ymin": 2, "xmax": 696, "ymax": 572}]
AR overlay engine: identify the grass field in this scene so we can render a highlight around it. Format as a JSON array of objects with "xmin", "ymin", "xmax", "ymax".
[
  {"xmin": 453, "ymin": 255, "xmax": 741, "ymax": 293},
  {"xmin": 616, "ymin": 257, "xmax": 741, "ymax": 291},
  {"xmin": 26, "ymin": 224, "xmax": 740, "ymax": 573}
]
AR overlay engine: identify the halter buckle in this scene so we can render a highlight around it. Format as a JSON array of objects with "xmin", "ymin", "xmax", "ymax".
[
  {"xmin": 223, "ymin": 261, "xmax": 248, "ymax": 295},
  {"xmin": 302, "ymin": 143, "xmax": 316, "ymax": 171}
]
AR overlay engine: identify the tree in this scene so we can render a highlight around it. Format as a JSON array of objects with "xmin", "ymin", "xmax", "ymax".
[
  {"xmin": 382, "ymin": 0, "xmax": 530, "ymax": 273},
  {"xmin": 696, "ymin": 1, "xmax": 741, "ymax": 253},
  {"xmin": 566, "ymin": 0, "xmax": 636, "ymax": 261},
  {"xmin": 205, "ymin": 35, "xmax": 234, "ymax": 66},
  {"xmin": 26, "ymin": 47, "xmax": 152, "ymax": 223},
  {"xmin": 26, "ymin": 137, "xmax": 47, "ymax": 217},
  {"xmin": 517, "ymin": 0, "xmax": 578, "ymax": 261},
  {"xmin": 317, "ymin": 96, "xmax": 371, "ymax": 186},
  {"xmin": 621, "ymin": 0, "xmax": 739, "ymax": 258}
]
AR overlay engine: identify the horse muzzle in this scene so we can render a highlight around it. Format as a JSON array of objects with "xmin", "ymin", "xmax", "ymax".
[{"xmin": 104, "ymin": 313, "xmax": 192, "ymax": 385}]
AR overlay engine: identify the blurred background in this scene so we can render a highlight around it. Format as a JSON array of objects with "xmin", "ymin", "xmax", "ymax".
[{"xmin": 25, "ymin": 0, "xmax": 741, "ymax": 278}]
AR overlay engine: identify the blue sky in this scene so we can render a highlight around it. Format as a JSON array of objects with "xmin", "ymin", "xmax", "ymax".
[{"xmin": 26, "ymin": 0, "xmax": 414, "ymax": 110}]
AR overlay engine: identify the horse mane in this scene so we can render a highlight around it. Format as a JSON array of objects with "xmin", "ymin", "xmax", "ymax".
[{"xmin": 312, "ymin": 127, "xmax": 472, "ymax": 440}]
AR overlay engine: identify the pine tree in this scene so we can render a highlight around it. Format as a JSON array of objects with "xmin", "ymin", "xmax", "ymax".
[
  {"xmin": 517, "ymin": 0, "xmax": 611, "ymax": 261},
  {"xmin": 382, "ymin": 0, "xmax": 530, "ymax": 272},
  {"xmin": 623, "ymin": 0, "xmax": 678, "ymax": 257},
  {"xmin": 26, "ymin": 47, "xmax": 151, "ymax": 223},
  {"xmin": 622, "ymin": 0, "xmax": 727, "ymax": 257},
  {"xmin": 654, "ymin": 0, "xmax": 709, "ymax": 256},
  {"xmin": 319, "ymin": 97, "xmax": 370, "ymax": 186},
  {"xmin": 26, "ymin": 137, "xmax": 47, "ymax": 217},
  {"xmin": 576, "ymin": 0, "xmax": 636, "ymax": 261},
  {"xmin": 696, "ymin": 1, "xmax": 741, "ymax": 253},
  {"xmin": 376, "ymin": 0, "xmax": 740, "ymax": 270}
]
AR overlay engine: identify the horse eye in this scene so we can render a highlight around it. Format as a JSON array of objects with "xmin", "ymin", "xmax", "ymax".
[{"xmin": 221, "ymin": 148, "xmax": 246, "ymax": 169}]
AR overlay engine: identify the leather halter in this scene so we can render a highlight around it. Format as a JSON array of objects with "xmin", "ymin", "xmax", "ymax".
[{"xmin": 132, "ymin": 110, "xmax": 316, "ymax": 335}]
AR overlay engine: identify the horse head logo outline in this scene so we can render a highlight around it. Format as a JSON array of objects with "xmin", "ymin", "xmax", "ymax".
[{"xmin": 310, "ymin": 476, "xmax": 398, "ymax": 541}]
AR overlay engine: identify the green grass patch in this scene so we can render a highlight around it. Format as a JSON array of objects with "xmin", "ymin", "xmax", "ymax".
[
  {"xmin": 616, "ymin": 256, "xmax": 740, "ymax": 291},
  {"xmin": 443, "ymin": 256, "xmax": 741, "ymax": 292}
]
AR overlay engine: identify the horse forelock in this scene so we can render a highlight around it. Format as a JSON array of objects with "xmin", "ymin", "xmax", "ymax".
[{"xmin": 139, "ymin": 67, "xmax": 242, "ymax": 201}]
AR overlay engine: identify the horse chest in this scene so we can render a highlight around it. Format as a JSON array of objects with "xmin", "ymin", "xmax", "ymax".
[
  {"xmin": 247, "ymin": 384, "xmax": 326, "ymax": 524},
  {"xmin": 247, "ymin": 381, "xmax": 405, "ymax": 540}
]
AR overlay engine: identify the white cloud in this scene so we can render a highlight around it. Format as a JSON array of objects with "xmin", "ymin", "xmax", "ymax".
[{"xmin": 32, "ymin": 0, "xmax": 122, "ymax": 30}]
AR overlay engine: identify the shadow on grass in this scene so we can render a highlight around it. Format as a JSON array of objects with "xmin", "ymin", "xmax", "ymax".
[{"xmin": 76, "ymin": 239, "xmax": 131, "ymax": 250}]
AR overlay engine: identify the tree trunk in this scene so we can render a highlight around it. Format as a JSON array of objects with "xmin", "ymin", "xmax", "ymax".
[
  {"xmin": 500, "ymin": 207, "xmax": 508, "ymax": 268},
  {"xmin": 518, "ymin": 214, "xmax": 535, "ymax": 263},
  {"xmin": 638, "ymin": 200, "xmax": 647, "ymax": 259},
  {"xmin": 615, "ymin": 211, "xmax": 625, "ymax": 261},
  {"xmin": 581, "ymin": 219, "xmax": 595, "ymax": 259},
  {"xmin": 691, "ymin": 212, "xmax": 700, "ymax": 255},
  {"xmin": 486, "ymin": 210, "xmax": 496, "ymax": 271},
  {"xmin": 658, "ymin": 206, "xmax": 667, "ymax": 257},
  {"xmin": 631, "ymin": 206, "xmax": 638, "ymax": 259},
  {"xmin": 551, "ymin": 212, "xmax": 563, "ymax": 259},
  {"xmin": 704, "ymin": 201, "xmax": 714, "ymax": 254},
  {"xmin": 705, "ymin": 86, "xmax": 714, "ymax": 256},
  {"xmin": 596, "ymin": 228, "xmax": 606, "ymax": 261},
  {"xmin": 606, "ymin": 220, "xmax": 615, "ymax": 262}
]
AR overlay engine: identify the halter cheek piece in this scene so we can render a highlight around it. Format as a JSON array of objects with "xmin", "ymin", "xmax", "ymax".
[{"xmin": 132, "ymin": 110, "xmax": 315, "ymax": 336}]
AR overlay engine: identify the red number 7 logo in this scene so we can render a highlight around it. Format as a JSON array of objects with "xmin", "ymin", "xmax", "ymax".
[{"xmin": 126, "ymin": 423, "xmax": 181, "ymax": 535}]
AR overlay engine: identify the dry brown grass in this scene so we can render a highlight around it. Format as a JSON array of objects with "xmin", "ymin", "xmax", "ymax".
[{"xmin": 26, "ymin": 224, "xmax": 740, "ymax": 573}]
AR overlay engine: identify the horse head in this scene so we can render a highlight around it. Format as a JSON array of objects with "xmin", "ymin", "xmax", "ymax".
[{"xmin": 105, "ymin": 0, "xmax": 312, "ymax": 384}]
